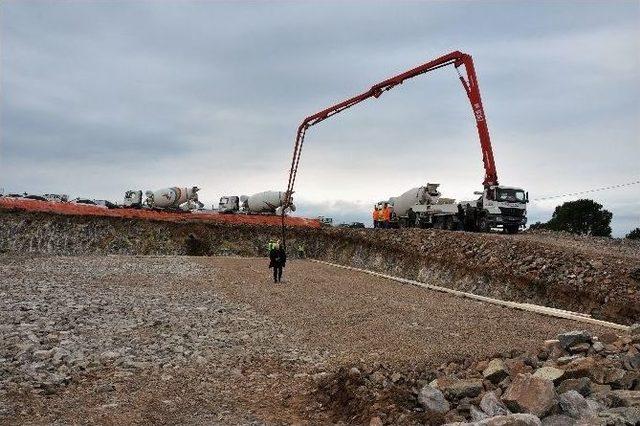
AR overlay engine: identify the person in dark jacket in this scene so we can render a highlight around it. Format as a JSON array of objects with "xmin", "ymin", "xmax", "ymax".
[{"xmin": 269, "ymin": 241, "xmax": 287, "ymax": 283}]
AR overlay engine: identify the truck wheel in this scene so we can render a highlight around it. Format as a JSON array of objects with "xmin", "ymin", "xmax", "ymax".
[
  {"xmin": 479, "ymin": 217, "xmax": 490, "ymax": 233},
  {"xmin": 505, "ymin": 225, "xmax": 519, "ymax": 234},
  {"xmin": 407, "ymin": 210, "xmax": 417, "ymax": 228}
]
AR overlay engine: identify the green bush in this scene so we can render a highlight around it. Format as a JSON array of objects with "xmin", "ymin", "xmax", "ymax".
[
  {"xmin": 626, "ymin": 227, "xmax": 640, "ymax": 240},
  {"xmin": 544, "ymin": 199, "xmax": 612, "ymax": 237}
]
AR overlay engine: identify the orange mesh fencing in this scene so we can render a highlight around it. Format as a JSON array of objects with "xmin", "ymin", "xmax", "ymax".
[{"xmin": 0, "ymin": 198, "xmax": 321, "ymax": 228}]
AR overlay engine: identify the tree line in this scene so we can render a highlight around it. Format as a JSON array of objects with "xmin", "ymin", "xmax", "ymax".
[{"xmin": 529, "ymin": 199, "xmax": 639, "ymax": 239}]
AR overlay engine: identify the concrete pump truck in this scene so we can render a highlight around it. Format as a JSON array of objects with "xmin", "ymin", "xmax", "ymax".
[{"xmin": 282, "ymin": 50, "xmax": 528, "ymax": 234}]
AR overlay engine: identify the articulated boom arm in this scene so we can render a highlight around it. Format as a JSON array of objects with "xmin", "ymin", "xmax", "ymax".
[{"xmin": 283, "ymin": 51, "xmax": 499, "ymax": 211}]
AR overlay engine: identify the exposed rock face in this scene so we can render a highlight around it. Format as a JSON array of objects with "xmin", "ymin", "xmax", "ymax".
[
  {"xmin": 502, "ymin": 374, "xmax": 557, "ymax": 417},
  {"xmin": 1, "ymin": 210, "xmax": 639, "ymax": 324}
]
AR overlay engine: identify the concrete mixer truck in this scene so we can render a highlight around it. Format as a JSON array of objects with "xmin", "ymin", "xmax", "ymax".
[
  {"xmin": 387, "ymin": 183, "xmax": 528, "ymax": 233},
  {"xmin": 218, "ymin": 191, "xmax": 295, "ymax": 215},
  {"xmin": 281, "ymin": 51, "xmax": 528, "ymax": 234},
  {"xmin": 122, "ymin": 186, "xmax": 202, "ymax": 211}
]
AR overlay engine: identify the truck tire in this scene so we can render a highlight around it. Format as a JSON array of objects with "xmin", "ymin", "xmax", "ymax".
[
  {"xmin": 505, "ymin": 224, "xmax": 519, "ymax": 234},
  {"xmin": 407, "ymin": 209, "xmax": 418, "ymax": 228},
  {"xmin": 478, "ymin": 217, "xmax": 490, "ymax": 233}
]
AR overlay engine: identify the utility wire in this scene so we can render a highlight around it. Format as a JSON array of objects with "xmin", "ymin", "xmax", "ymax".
[{"xmin": 532, "ymin": 180, "xmax": 640, "ymax": 202}]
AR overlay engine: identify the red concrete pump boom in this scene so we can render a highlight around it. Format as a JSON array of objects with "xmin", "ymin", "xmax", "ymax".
[{"xmin": 283, "ymin": 51, "xmax": 499, "ymax": 214}]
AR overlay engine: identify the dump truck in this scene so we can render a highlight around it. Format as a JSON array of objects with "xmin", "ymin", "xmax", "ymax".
[{"xmin": 218, "ymin": 191, "xmax": 295, "ymax": 215}]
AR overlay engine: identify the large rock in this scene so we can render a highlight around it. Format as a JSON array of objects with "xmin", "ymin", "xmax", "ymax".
[
  {"xmin": 471, "ymin": 405, "xmax": 489, "ymax": 422},
  {"xmin": 556, "ymin": 377, "xmax": 592, "ymax": 396},
  {"xmin": 417, "ymin": 385, "xmax": 450, "ymax": 414},
  {"xmin": 441, "ymin": 378, "xmax": 484, "ymax": 400},
  {"xmin": 533, "ymin": 367, "xmax": 564, "ymax": 384},
  {"xmin": 484, "ymin": 359, "xmax": 510, "ymax": 383},
  {"xmin": 557, "ymin": 331, "xmax": 591, "ymax": 350},
  {"xmin": 540, "ymin": 415, "xmax": 576, "ymax": 426},
  {"xmin": 590, "ymin": 364, "xmax": 626, "ymax": 386},
  {"xmin": 558, "ymin": 390, "xmax": 592, "ymax": 419},
  {"xmin": 606, "ymin": 390, "xmax": 640, "ymax": 407},
  {"xmin": 502, "ymin": 374, "xmax": 557, "ymax": 417},
  {"xmin": 597, "ymin": 407, "xmax": 640, "ymax": 425},
  {"xmin": 444, "ymin": 413, "xmax": 542, "ymax": 426},
  {"xmin": 562, "ymin": 357, "xmax": 596, "ymax": 379},
  {"xmin": 624, "ymin": 353, "xmax": 640, "ymax": 371},
  {"xmin": 481, "ymin": 391, "xmax": 511, "ymax": 417}
]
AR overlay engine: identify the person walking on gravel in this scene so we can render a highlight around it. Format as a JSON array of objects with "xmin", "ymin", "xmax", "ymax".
[{"xmin": 269, "ymin": 240, "xmax": 287, "ymax": 283}]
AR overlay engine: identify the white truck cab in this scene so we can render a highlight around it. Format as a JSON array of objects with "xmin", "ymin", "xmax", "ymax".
[
  {"xmin": 473, "ymin": 185, "xmax": 528, "ymax": 233},
  {"xmin": 218, "ymin": 195, "xmax": 240, "ymax": 213},
  {"xmin": 123, "ymin": 190, "xmax": 143, "ymax": 208}
]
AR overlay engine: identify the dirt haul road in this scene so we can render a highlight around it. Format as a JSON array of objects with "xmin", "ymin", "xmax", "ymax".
[{"xmin": 1, "ymin": 255, "xmax": 615, "ymax": 424}]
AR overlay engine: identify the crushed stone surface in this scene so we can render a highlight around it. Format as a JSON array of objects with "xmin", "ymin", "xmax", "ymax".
[{"xmin": 0, "ymin": 255, "xmax": 615, "ymax": 424}]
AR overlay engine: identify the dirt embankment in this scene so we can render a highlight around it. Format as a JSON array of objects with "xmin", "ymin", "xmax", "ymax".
[{"xmin": 1, "ymin": 210, "xmax": 638, "ymax": 324}]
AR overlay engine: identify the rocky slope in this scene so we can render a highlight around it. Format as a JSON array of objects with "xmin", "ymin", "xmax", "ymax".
[
  {"xmin": 1, "ymin": 209, "xmax": 639, "ymax": 324},
  {"xmin": 316, "ymin": 328, "xmax": 640, "ymax": 425}
]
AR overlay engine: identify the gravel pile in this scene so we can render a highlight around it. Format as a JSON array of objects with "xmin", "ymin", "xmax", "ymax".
[{"xmin": 315, "ymin": 328, "xmax": 640, "ymax": 425}]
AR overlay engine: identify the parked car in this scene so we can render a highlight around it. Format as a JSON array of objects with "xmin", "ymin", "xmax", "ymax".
[
  {"xmin": 338, "ymin": 222, "xmax": 366, "ymax": 229},
  {"xmin": 23, "ymin": 194, "xmax": 47, "ymax": 201},
  {"xmin": 71, "ymin": 198, "xmax": 100, "ymax": 206}
]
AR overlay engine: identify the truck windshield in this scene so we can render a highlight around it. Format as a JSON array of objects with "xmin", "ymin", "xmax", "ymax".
[{"xmin": 496, "ymin": 188, "xmax": 526, "ymax": 203}]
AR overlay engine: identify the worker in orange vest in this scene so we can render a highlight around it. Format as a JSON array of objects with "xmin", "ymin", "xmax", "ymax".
[
  {"xmin": 382, "ymin": 203, "xmax": 392, "ymax": 228},
  {"xmin": 372, "ymin": 205, "xmax": 379, "ymax": 228}
]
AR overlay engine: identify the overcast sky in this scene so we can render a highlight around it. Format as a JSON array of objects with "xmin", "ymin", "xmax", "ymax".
[{"xmin": 1, "ymin": 1, "xmax": 639, "ymax": 235}]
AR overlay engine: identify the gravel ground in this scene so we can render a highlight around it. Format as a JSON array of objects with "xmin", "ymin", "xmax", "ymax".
[
  {"xmin": 0, "ymin": 255, "xmax": 616, "ymax": 424},
  {"xmin": 211, "ymin": 257, "xmax": 612, "ymax": 367}
]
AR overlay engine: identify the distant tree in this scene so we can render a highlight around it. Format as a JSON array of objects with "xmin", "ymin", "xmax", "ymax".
[
  {"xmin": 528, "ymin": 221, "xmax": 546, "ymax": 231},
  {"xmin": 545, "ymin": 199, "xmax": 612, "ymax": 237},
  {"xmin": 626, "ymin": 227, "xmax": 640, "ymax": 240}
]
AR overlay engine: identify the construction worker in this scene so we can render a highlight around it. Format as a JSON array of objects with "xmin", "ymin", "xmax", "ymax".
[
  {"xmin": 297, "ymin": 243, "xmax": 306, "ymax": 259},
  {"xmin": 372, "ymin": 205, "xmax": 379, "ymax": 228},
  {"xmin": 268, "ymin": 240, "xmax": 287, "ymax": 283},
  {"xmin": 382, "ymin": 203, "xmax": 391, "ymax": 228}
]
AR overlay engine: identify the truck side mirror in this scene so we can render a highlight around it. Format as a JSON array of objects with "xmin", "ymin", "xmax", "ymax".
[{"xmin": 526, "ymin": 192, "xmax": 529, "ymax": 203}]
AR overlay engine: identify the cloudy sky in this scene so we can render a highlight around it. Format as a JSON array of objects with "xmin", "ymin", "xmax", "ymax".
[{"xmin": 1, "ymin": 0, "xmax": 639, "ymax": 235}]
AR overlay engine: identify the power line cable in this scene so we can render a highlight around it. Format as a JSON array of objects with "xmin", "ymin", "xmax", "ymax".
[{"xmin": 532, "ymin": 180, "xmax": 640, "ymax": 202}]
